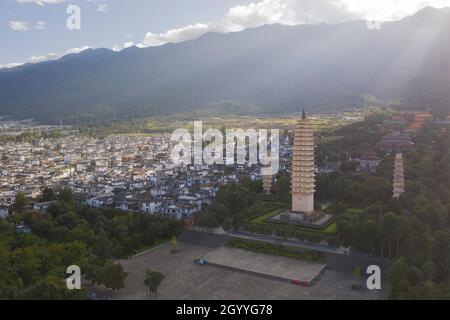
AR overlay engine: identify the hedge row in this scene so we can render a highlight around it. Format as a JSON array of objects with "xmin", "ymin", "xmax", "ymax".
[{"xmin": 239, "ymin": 221, "xmax": 339, "ymax": 246}]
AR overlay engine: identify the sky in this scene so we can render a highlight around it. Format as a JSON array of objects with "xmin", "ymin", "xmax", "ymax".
[{"xmin": 2, "ymin": 0, "xmax": 450, "ymax": 68}]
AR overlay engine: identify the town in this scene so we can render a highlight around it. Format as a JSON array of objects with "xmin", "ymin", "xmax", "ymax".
[
  {"xmin": 0, "ymin": 126, "xmax": 289, "ymax": 221},
  {"xmin": 3, "ymin": 1, "xmax": 450, "ymax": 305},
  {"xmin": 0, "ymin": 110, "xmax": 434, "ymax": 222}
]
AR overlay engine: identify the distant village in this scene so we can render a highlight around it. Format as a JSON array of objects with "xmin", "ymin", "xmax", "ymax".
[
  {"xmin": 0, "ymin": 128, "xmax": 294, "ymax": 221},
  {"xmin": 0, "ymin": 110, "xmax": 439, "ymax": 222}
]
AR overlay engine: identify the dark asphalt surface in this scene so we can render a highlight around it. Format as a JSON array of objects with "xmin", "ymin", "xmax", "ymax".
[{"xmin": 180, "ymin": 229, "xmax": 392, "ymax": 279}]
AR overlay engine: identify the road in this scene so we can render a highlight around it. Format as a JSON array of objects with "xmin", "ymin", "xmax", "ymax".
[
  {"xmin": 229, "ymin": 230, "xmax": 346, "ymax": 254},
  {"xmin": 182, "ymin": 229, "xmax": 392, "ymax": 280}
]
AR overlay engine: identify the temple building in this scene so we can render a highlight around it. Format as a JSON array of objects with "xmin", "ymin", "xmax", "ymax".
[
  {"xmin": 407, "ymin": 111, "xmax": 432, "ymax": 133},
  {"xmin": 357, "ymin": 151, "xmax": 380, "ymax": 173},
  {"xmin": 378, "ymin": 131, "xmax": 414, "ymax": 153},
  {"xmin": 381, "ymin": 113, "xmax": 407, "ymax": 133},
  {"xmin": 393, "ymin": 153, "xmax": 405, "ymax": 198},
  {"xmin": 292, "ymin": 109, "xmax": 315, "ymax": 215},
  {"xmin": 269, "ymin": 109, "xmax": 332, "ymax": 226}
]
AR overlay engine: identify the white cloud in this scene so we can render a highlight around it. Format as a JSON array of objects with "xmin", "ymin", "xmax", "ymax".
[
  {"xmin": 140, "ymin": 0, "xmax": 352, "ymax": 47},
  {"xmin": 33, "ymin": 21, "xmax": 46, "ymax": 30},
  {"xmin": 0, "ymin": 53, "xmax": 56, "ymax": 70},
  {"xmin": 143, "ymin": 23, "xmax": 222, "ymax": 47},
  {"xmin": 139, "ymin": 0, "xmax": 450, "ymax": 47},
  {"xmin": 17, "ymin": 0, "xmax": 66, "ymax": 5},
  {"xmin": 339, "ymin": 0, "xmax": 450, "ymax": 21},
  {"xmin": 29, "ymin": 53, "xmax": 57, "ymax": 63},
  {"xmin": 0, "ymin": 63, "xmax": 24, "ymax": 70},
  {"xmin": 6, "ymin": 0, "xmax": 450, "ymax": 67},
  {"xmin": 112, "ymin": 42, "xmax": 139, "ymax": 52},
  {"xmin": 65, "ymin": 46, "xmax": 92, "ymax": 55},
  {"xmin": 226, "ymin": 0, "xmax": 358, "ymax": 27},
  {"xmin": 97, "ymin": 4, "xmax": 108, "ymax": 13},
  {"xmin": 9, "ymin": 21, "xmax": 30, "ymax": 31},
  {"xmin": 0, "ymin": 45, "xmax": 92, "ymax": 70},
  {"xmin": 226, "ymin": 0, "xmax": 298, "ymax": 28},
  {"xmin": 230, "ymin": 0, "xmax": 450, "ymax": 24},
  {"xmin": 9, "ymin": 20, "xmax": 47, "ymax": 31}
]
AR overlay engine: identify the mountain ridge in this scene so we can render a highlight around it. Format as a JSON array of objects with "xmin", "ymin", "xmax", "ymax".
[{"xmin": 1, "ymin": 6, "xmax": 450, "ymax": 123}]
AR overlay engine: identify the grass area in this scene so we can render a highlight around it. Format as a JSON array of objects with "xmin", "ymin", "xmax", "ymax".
[
  {"xmin": 323, "ymin": 222, "xmax": 337, "ymax": 234},
  {"xmin": 226, "ymin": 237, "xmax": 325, "ymax": 262},
  {"xmin": 251, "ymin": 209, "xmax": 285, "ymax": 224},
  {"xmin": 345, "ymin": 209, "xmax": 364, "ymax": 218},
  {"xmin": 132, "ymin": 238, "xmax": 172, "ymax": 256}
]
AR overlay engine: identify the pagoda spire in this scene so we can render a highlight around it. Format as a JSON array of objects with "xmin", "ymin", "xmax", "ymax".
[
  {"xmin": 393, "ymin": 153, "xmax": 405, "ymax": 198},
  {"xmin": 292, "ymin": 110, "xmax": 315, "ymax": 214}
]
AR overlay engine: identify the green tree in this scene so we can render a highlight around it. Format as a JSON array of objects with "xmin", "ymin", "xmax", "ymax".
[
  {"xmin": 58, "ymin": 187, "xmax": 74, "ymax": 204},
  {"xmin": 337, "ymin": 219, "xmax": 354, "ymax": 247},
  {"xmin": 208, "ymin": 203, "xmax": 230, "ymax": 224},
  {"xmin": 361, "ymin": 220, "xmax": 378, "ymax": 255},
  {"xmin": 16, "ymin": 276, "xmax": 86, "ymax": 300},
  {"xmin": 40, "ymin": 188, "xmax": 56, "ymax": 202},
  {"xmin": 381, "ymin": 212, "xmax": 400, "ymax": 259},
  {"xmin": 92, "ymin": 235, "xmax": 114, "ymax": 261},
  {"xmin": 361, "ymin": 176, "xmax": 392, "ymax": 203},
  {"xmin": 388, "ymin": 257, "xmax": 410, "ymax": 300},
  {"xmin": 408, "ymin": 266, "xmax": 424, "ymax": 286},
  {"xmin": 170, "ymin": 236, "xmax": 178, "ymax": 251},
  {"xmin": 95, "ymin": 263, "xmax": 127, "ymax": 291},
  {"xmin": 195, "ymin": 211, "xmax": 219, "ymax": 230},
  {"xmin": 431, "ymin": 231, "xmax": 450, "ymax": 280},
  {"xmin": 12, "ymin": 192, "xmax": 28, "ymax": 234},
  {"xmin": 353, "ymin": 266, "xmax": 362, "ymax": 287},
  {"xmin": 144, "ymin": 271, "xmax": 165, "ymax": 300}
]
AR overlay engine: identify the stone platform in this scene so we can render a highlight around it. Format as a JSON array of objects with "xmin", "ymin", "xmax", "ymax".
[
  {"xmin": 268, "ymin": 210, "xmax": 334, "ymax": 228},
  {"xmin": 199, "ymin": 246, "xmax": 327, "ymax": 286}
]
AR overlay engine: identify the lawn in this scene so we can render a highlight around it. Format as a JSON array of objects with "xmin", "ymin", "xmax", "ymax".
[
  {"xmin": 323, "ymin": 221, "xmax": 337, "ymax": 234},
  {"xmin": 251, "ymin": 209, "xmax": 285, "ymax": 224}
]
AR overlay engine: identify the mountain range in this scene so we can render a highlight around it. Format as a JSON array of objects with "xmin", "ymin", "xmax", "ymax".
[{"xmin": 1, "ymin": 6, "xmax": 450, "ymax": 123}]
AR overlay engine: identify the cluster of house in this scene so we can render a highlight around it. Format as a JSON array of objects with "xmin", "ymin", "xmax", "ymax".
[
  {"xmin": 3, "ymin": 110, "xmax": 407, "ymax": 221},
  {"xmin": 0, "ymin": 133, "xmax": 288, "ymax": 220}
]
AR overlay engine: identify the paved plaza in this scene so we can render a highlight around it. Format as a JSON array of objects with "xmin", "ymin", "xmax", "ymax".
[
  {"xmin": 200, "ymin": 246, "xmax": 326, "ymax": 284},
  {"xmin": 115, "ymin": 233, "xmax": 388, "ymax": 300}
]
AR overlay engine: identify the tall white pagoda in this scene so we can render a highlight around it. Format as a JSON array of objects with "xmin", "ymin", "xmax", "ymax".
[
  {"xmin": 262, "ymin": 170, "xmax": 273, "ymax": 194},
  {"xmin": 393, "ymin": 153, "xmax": 405, "ymax": 198},
  {"xmin": 292, "ymin": 109, "xmax": 315, "ymax": 215}
]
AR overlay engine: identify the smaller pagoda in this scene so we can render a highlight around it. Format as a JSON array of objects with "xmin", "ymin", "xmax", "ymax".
[{"xmin": 393, "ymin": 153, "xmax": 405, "ymax": 198}]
